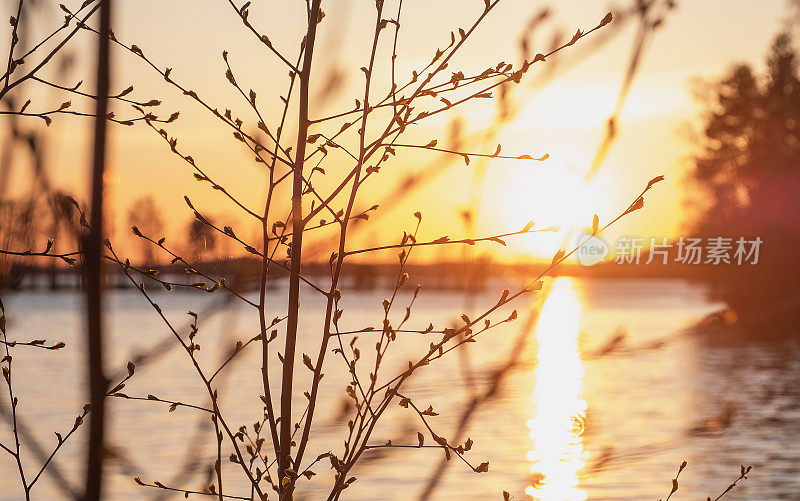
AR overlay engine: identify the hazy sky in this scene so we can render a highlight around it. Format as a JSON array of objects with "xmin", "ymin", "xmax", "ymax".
[{"xmin": 2, "ymin": 0, "xmax": 794, "ymax": 261}]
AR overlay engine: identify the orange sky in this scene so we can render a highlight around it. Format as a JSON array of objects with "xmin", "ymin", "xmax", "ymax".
[{"xmin": 1, "ymin": 0, "xmax": 793, "ymax": 262}]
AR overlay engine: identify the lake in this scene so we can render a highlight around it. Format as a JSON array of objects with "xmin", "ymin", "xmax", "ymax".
[{"xmin": 1, "ymin": 277, "xmax": 798, "ymax": 500}]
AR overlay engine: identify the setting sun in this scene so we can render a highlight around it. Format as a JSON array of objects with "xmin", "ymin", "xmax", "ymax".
[{"xmin": 483, "ymin": 162, "xmax": 607, "ymax": 257}]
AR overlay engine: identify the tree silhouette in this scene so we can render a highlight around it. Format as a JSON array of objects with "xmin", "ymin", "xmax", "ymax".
[
  {"xmin": 690, "ymin": 33, "xmax": 800, "ymax": 327},
  {"xmin": 127, "ymin": 196, "xmax": 164, "ymax": 264},
  {"xmin": 186, "ymin": 214, "xmax": 217, "ymax": 262}
]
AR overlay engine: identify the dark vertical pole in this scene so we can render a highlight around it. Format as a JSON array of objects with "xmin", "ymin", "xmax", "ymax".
[{"xmin": 84, "ymin": 0, "xmax": 111, "ymax": 499}]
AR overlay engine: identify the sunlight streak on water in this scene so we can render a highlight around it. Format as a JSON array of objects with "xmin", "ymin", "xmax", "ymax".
[{"xmin": 526, "ymin": 277, "xmax": 587, "ymax": 501}]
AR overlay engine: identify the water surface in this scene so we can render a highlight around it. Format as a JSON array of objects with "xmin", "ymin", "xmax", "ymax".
[{"xmin": 1, "ymin": 278, "xmax": 797, "ymax": 500}]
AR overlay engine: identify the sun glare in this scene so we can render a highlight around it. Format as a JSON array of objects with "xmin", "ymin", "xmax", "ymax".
[
  {"xmin": 526, "ymin": 277, "xmax": 587, "ymax": 501},
  {"xmin": 487, "ymin": 164, "xmax": 605, "ymax": 258}
]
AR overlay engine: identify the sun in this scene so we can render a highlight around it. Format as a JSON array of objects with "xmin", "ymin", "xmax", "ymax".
[{"xmin": 481, "ymin": 162, "xmax": 609, "ymax": 259}]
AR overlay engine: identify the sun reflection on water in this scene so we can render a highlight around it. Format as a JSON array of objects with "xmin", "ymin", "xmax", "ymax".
[{"xmin": 526, "ymin": 277, "xmax": 587, "ymax": 501}]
